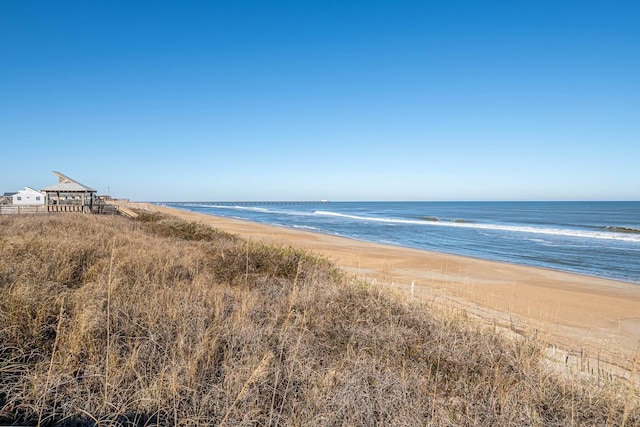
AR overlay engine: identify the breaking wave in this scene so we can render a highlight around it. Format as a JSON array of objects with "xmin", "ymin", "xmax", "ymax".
[{"xmin": 313, "ymin": 211, "xmax": 640, "ymax": 243}]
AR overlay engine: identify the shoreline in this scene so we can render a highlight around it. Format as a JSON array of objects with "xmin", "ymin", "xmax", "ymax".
[
  {"xmin": 158, "ymin": 201, "xmax": 640, "ymax": 286},
  {"xmin": 273, "ymin": 223, "xmax": 637, "ymax": 286},
  {"xmin": 133, "ymin": 202, "xmax": 640, "ymax": 369}
]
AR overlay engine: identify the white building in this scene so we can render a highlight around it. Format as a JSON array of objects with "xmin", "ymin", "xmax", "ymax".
[{"xmin": 12, "ymin": 187, "xmax": 46, "ymax": 206}]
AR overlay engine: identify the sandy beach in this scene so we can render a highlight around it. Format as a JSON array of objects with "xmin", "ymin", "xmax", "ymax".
[{"xmin": 135, "ymin": 202, "xmax": 640, "ymax": 371}]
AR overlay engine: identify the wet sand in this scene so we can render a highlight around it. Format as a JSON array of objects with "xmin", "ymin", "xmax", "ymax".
[{"xmin": 133, "ymin": 202, "xmax": 640, "ymax": 369}]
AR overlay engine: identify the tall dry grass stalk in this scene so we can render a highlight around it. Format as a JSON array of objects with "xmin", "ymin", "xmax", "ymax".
[
  {"xmin": 37, "ymin": 296, "xmax": 64, "ymax": 427},
  {"xmin": 622, "ymin": 348, "xmax": 640, "ymax": 427},
  {"xmin": 104, "ymin": 237, "xmax": 116, "ymax": 409},
  {"xmin": 0, "ymin": 212, "xmax": 638, "ymax": 426}
]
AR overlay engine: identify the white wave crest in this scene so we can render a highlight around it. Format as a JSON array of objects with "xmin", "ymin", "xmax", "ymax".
[
  {"xmin": 233, "ymin": 206, "xmax": 270, "ymax": 212},
  {"xmin": 293, "ymin": 225, "xmax": 320, "ymax": 231},
  {"xmin": 313, "ymin": 211, "xmax": 640, "ymax": 243}
]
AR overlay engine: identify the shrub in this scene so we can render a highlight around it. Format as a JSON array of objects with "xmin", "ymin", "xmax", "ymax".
[{"xmin": 0, "ymin": 214, "xmax": 637, "ymax": 426}]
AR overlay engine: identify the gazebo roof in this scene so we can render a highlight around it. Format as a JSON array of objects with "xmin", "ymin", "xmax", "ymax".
[{"xmin": 41, "ymin": 171, "xmax": 96, "ymax": 193}]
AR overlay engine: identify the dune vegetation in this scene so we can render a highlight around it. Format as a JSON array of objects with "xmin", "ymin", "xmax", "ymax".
[{"xmin": 0, "ymin": 212, "xmax": 638, "ymax": 426}]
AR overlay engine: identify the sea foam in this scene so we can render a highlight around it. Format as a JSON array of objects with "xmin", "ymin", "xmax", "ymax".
[{"xmin": 313, "ymin": 211, "xmax": 640, "ymax": 243}]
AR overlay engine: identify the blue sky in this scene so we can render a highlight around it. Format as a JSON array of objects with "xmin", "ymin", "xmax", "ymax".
[{"xmin": 2, "ymin": 1, "xmax": 638, "ymax": 201}]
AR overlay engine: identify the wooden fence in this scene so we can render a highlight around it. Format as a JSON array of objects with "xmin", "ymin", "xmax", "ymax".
[
  {"xmin": 1, "ymin": 203, "xmax": 125, "ymax": 216},
  {"xmin": 1, "ymin": 205, "xmax": 93, "ymax": 215},
  {"xmin": 0, "ymin": 206, "xmax": 49, "ymax": 215}
]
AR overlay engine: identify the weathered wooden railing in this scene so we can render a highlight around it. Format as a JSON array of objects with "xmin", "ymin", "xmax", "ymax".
[
  {"xmin": 1, "ymin": 202, "xmax": 137, "ymax": 218},
  {"xmin": 0, "ymin": 206, "xmax": 49, "ymax": 215},
  {"xmin": 47, "ymin": 204, "xmax": 91, "ymax": 213}
]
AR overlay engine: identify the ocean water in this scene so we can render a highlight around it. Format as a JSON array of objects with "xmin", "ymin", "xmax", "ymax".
[{"xmin": 159, "ymin": 201, "xmax": 640, "ymax": 284}]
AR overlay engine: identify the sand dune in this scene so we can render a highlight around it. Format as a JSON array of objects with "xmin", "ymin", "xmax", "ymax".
[{"xmin": 134, "ymin": 202, "xmax": 640, "ymax": 370}]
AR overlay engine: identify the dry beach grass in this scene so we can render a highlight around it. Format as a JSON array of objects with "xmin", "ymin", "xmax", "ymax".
[
  {"xmin": 142, "ymin": 203, "xmax": 640, "ymax": 375},
  {"xmin": 0, "ymin": 213, "xmax": 638, "ymax": 426}
]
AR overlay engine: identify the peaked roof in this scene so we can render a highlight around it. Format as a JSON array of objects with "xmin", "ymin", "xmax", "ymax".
[
  {"xmin": 19, "ymin": 186, "xmax": 45, "ymax": 195},
  {"xmin": 41, "ymin": 171, "xmax": 96, "ymax": 192}
]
